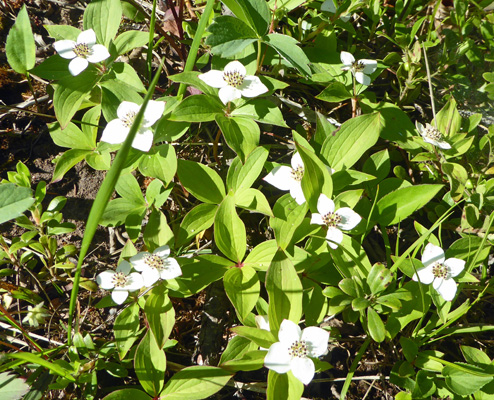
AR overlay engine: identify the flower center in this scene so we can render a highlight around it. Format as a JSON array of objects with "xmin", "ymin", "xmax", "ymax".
[
  {"xmin": 223, "ymin": 70, "xmax": 244, "ymax": 88},
  {"xmin": 322, "ymin": 212, "xmax": 342, "ymax": 227},
  {"xmin": 144, "ymin": 254, "xmax": 166, "ymax": 271},
  {"xmin": 291, "ymin": 166, "xmax": 304, "ymax": 182},
  {"xmin": 423, "ymin": 125, "xmax": 443, "ymax": 141},
  {"xmin": 122, "ymin": 111, "xmax": 137, "ymax": 128},
  {"xmin": 288, "ymin": 340, "xmax": 308, "ymax": 358},
  {"xmin": 73, "ymin": 43, "xmax": 91, "ymax": 58},
  {"xmin": 112, "ymin": 272, "xmax": 129, "ymax": 288},
  {"xmin": 432, "ymin": 262, "xmax": 448, "ymax": 279},
  {"xmin": 352, "ymin": 60, "xmax": 366, "ymax": 73}
]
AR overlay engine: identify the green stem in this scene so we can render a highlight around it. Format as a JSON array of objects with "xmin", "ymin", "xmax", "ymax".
[
  {"xmin": 340, "ymin": 337, "xmax": 371, "ymax": 400},
  {"xmin": 177, "ymin": 0, "xmax": 215, "ymax": 98},
  {"xmin": 147, "ymin": 0, "xmax": 158, "ymax": 82},
  {"xmin": 66, "ymin": 60, "xmax": 164, "ymax": 345}
]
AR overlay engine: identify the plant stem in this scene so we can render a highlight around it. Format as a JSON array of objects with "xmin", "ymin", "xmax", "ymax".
[{"xmin": 340, "ymin": 336, "xmax": 371, "ymax": 400}]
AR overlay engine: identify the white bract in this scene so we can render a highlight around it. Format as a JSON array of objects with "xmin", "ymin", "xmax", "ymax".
[
  {"xmin": 340, "ymin": 51, "xmax": 377, "ymax": 86},
  {"xmin": 130, "ymin": 245, "xmax": 182, "ymax": 287},
  {"xmin": 96, "ymin": 261, "xmax": 144, "ymax": 305},
  {"xmin": 310, "ymin": 194, "xmax": 361, "ymax": 249},
  {"xmin": 54, "ymin": 29, "xmax": 110, "ymax": 76},
  {"xmin": 100, "ymin": 100, "xmax": 165, "ymax": 152},
  {"xmin": 412, "ymin": 243, "xmax": 465, "ymax": 301},
  {"xmin": 416, "ymin": 122, "xmax": 451, "ymax": 150},
  {"xmin": 263, "ymin": 152, "xmax": 306, "ymax": 205},
  {"xmin": 198, "ymin": 60, "xmax": 268, "ymax": 105},
  {"xmin": 22, "ymin": 302, "xmax": 50, "ymax": 328},
  {"xmin": 264, "ymin": 319, "xmax": 330, "ymax": 385}
]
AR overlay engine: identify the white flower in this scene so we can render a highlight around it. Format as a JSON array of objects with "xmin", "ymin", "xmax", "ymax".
[
  {"xmin": 53, "ymin": 29, "xmax": 110, "ymax": 76},
  {"xmin": 340, "ymin": 51, "xmax": 377, "ymax": 86},
  {"xmin": 412, "ymin": 243, "xmax": 465, "ymax": 301},
  {"xmin": 22, "ymin": 302, "xmax": 50, "ymax": 328},
  {"xmin": 255, "ymin": 315, "xmax": 270, "ymax": 331},
  {"xmin": 263, "ymin": 152, "xmax": 306, "ymax": 205},
  {"xmin": 264, "ymin": 319, "xmax": 330, "ymax": 385},
  {"xmin": 130, "ymin": 245, "xmax": 182, "ymax": 287},
  {"xmin": 310, "ymin": 194, "xmax": 361, "ymax": 249},
  {"xmin": 198, "ymin": 60, "xmax": 268, "ymax": 105},
  {"xmin": 100, "ymin": 100, "xmax": 165, "ymax": 152},
  {"xmin": 96, "ymin": 261, "xmax": 144, "ymax": 305},
  {"xmin": 416, "ymin": 122, "xmax": 451, "ymax": 150}
]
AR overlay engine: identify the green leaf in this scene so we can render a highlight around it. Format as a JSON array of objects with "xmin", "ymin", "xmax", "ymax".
[
  {"xmin": 102, "ymin": 389, "xmax": 152, "ymax": 400},
  {"xmin": 220, "ymin": 0, "xmax": 270, "ymax": 36},
  {"xmin": 226, "ymin": 146, "xmax": 269, "ymax": 192},
  {"xmin": 8, "ymin": 353, "xmax": 75, "ymax": 382},
  {"xmin": 442, "ymin": 162, "xmax": 468, "ymax": 201},
  {"xmin": 214, "ymin": 193, "xmax": 247, "ymax": 262},
  {"xmin": 219, "ymin": 335, "xmax": 258, "ymax": 365},
  {"xmin": 461, "ymin": 346, "xmax": 492, "ymax": 365},
  {"xmin": 321, "ymin": 112, "xmax": 381, "ymax": 170},
  {"xmin": 267, "ymin": 370, "xmax": 304, "ymax": 400},
  {"xmin": 83, "ymin": 0, "xmax": 122, "ymax": 47},
  {"xmin": 372, "ymin": 184, "xmax": 443, "ymax": 226},
  {"xmin": 206, "ymin": 16, "xmax": 258, "ymax": 57},
  {"xmin": 270, "ymin": 195, "xmax": 308, "ymax": 250},
  {"xmin": 230, "ymin": 326, "xmax": 277, "ymax": 349},
  {"xmin": 52, "ymin": 149, "xmax": 92, "ymax": 183},
  {"xmin": 224, "ymin": 265, "xmax": 260, "ymax": 321},
  {"xmin": 135, "ymin": 330, "xmax": 167, "ymax": 396},
  {"xmin": 114, "ymin": 303, "xmax": 140, "ymax": 360},
  {"xmin": 263, "ymin": 34, "xmax": 312, "ymax": 77},
  {"xmin": 144, "ymin": 286, "xmax": 175, "ymax": 349},
  {"xmin": 0, "ymin": 184, "xmax": 34, "ymax": 224},
  {"xmin": 316, "ymin": 82, "xmax": 352, "ymax": 103},
  {"xmin": 231, "ymin": 98, "xmax": 288, "ymax": 127},
  {"xmin": 143, "ymin": 209, "xmax": 174, "ymax": 249},
  {"xmin": 100, "ymin": 80, "xmax": 142, "ymax": 122},
  {"xmin": 400, "ymin": 337, "xmax": 419, "ymax": 363},
  {"xmin": 113, "ymin": 30, "xmax": 149, "ymax": 55},
  {"xmin": 266, "ymin": 249, "xmax": 303, "ymax": 332},
  {"xmin": 220, "ymin": 350, "xmax": 266, "ymax": 372},
  {"xmin": 0, "ymin": 372, "xmax": 29, "ymax": 400},
  {"xmin": 175, "ymin": 203, "xmax": 217, "ymax": 248},
  {"xmin": 434, "ymin": 97, "xmax": 461, "ymax": 137},
  {"xmin": 443, "ymin": 363, "xmax": 493, "ymax": 396},
  {"xmin": 48, "ymin": 122, "xmax": 95, "ymax": 150},
  {"xmin": 235, "ymin": 188, "xmax": 273, "ymax": 216},
  {"xmin": 160, "ymin": 366, "xmax": 232, "ymax": 400},
  {"xmin": 169, "ymin": 95, "xmax": 224, "ymax": 122},
  {"xmin": 6, "ymin": 5, "xmax": 35, "ymax": 74},
  {"xmin": 367, "ymin": 263, "xmax": 394, "ymax": 295},
  {"xmin": 44, "ymin": 24, "xmax": 81, "ymax": 40},
  {"xmin": 177, "ymin": 160, "xmax": 225, "ymax": 204},
  {"xmin": 30, "ymin": 55, "xmax": 72, "ymax": 80},
  {"xmin": 168, "ymin": 71, "xmax": 216, "ymax": 95},
  {"xmin": 138, "ymin": 144, "xmax": 177, "ymax": 186},
  {"xmin": 112, "ymin": 62, "xmax": 146, "ymax": 93},
  {"xmin": 53, "ymin": 71, "xmax": 100, "ymax": 129},
  {"xmin": 215, "ymin": 115, "xmax": 259, "ymax": 162},
  {"xmin": 367, "ymin": 307, "xmax": 385, "ymax": 342}
]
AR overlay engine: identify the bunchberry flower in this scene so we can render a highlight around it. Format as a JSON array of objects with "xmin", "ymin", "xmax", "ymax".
[
  {"xmin": 412, "ymin": 243, "xmax": 465, "ymax": 301},
  {"xmin": 22, "ymin": 302, "xmax": 50, "ymax": 328},
  {"xmin": 310, "ymin": 194, "xmax": 361, "ymax": 249},
  {"xmin": 96, "ymin": 261, "xmax": 144, "ymax": 305},
  {"xmin": 100, "ymin": 100, "xmax": 165, "ymax": 152},
  {"xmin": 264, "ymin": 319, "xmax": 330, "ymax": 385},
  {"xmin": 340, "ymin": 51, "xmax": 377, "ymax": 86},
  {"xmin": 130, "ymin": 245, "xmax": 182, "ymax": 287},
  {"xmin": 416, "ymin": 122, "xmax": 451, "ymax": 150},
  {"xmin": 198, "ymin": 60, "xmax": 268, "ymax": 105},
  {"xmin": 53, "ymin": 29, "xmax": 110, "ymax": 76}
]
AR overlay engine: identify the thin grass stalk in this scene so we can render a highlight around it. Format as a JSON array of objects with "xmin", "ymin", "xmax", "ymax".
[
  {"xmin": 67, "ymin": 61, "xmax": 164, "ymax": 345},
  {"xmin": 340, "ymin": 336, "xmax": 371, "ymax": 400},
  {"xmin": 176, "ymin": 0, "xmax": 215, "ymax": 98},
  {"xmin": 147, "ymin": 0, "xmax": 158, "ymax": 82}
]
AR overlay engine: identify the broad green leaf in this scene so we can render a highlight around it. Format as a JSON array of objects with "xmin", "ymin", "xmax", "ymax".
[
  {"xmin": 143, "ymin": 209, "xmax": 174, "ymax": 249},
  {"xmin": 230, "ymin": 326, "xmax": 277, "ymax": 349},
  {"xmin": 30, "ymin": 55, "xmax": 72, "ymax": 80},
  {"xmin": 0, "ymin": 372, "xmax": 29, "ymax": 400},
  {"xmin": 235, "ymin": 188, "xmax": 273, "ymax": 216},
  {"xmin": 175, "ymin": 203, "xmax": 217, "ymax": 248},
  {"xmin": 226, "ymin": 146, "xmax": 269, "ymax": 192},
  {"xmin": 100, "ymin": 80, "xmax": 142, "ymax": 122},
  {"xmin": 83, "ymin": 0, "xmax": 122, "ymax": 46},
  {"xmin": 112, "ymin": 62, "xmax": 146, "ymax": 93},
  {"xmin": 155, "ymin": 119, "xmax": 190, "ymax": 143},
  {"xmin": 267, "ymin": 370, "xmax": 304, "ymax": 400},
  {"xmin": 114, "ymin": 302, "xmax": 140, "ymax": 360},
  {"xmin": 400, "ymin": 337, "xmax": 419, "ymax": 363},
  {"xmin": 135, "ymin": 331, "xmax": 167, "ymax": 396},
  {"xmin": 8, "ymin": 353, "xmax": 75, "ymax": 382},
  {"xmin": 461, "ymin": 346, "xmax": 492, "ymax": 365},
  {"xmin": 52, "ymin": 149, "xmax": 93, "ymax": 183},
  {"xmin": 367, "ymin": 263, "xmax": 394, "ymax": 295},
  {"xmin": 220, "ymin": 350, "xmax": 266, "ymax": 372},
  {"xmin": 321, "ymin": 112, "xmax": 381, "ymax": 170},
  {"xmin": 49, "ymin": 122, "xmax": 95, "ymax": 150},
  {"xmin": 367, "ymin": 307, "xmax": 385, "ymax": 342},
  {"xmin": 372, "ymin": 184, "xmax": 443, "ymax": 226},
  {"xmin": 113, "ymin": 30, "xmax": 149, "ymax": 55},
  {"xmin": 303, "ymin": 282, "xmax": 328, "ymax": 326},
  {"xmin": 0, "ymin": 184, "xmax": 34, "ymax": 224},
  {"xmin": 102, "ymin": 389, "xmax": 151, "ymax": 400},
  {"xmin": 220, "ymin": 0, "xmax": 270, "ymax": 36},
  {"xmin": 169, "ymin": 95, "xmax": 224, "ymax": 122},
  {"xmin": 81, "ymin": 105, "xmax": 101, "ymax": 146},
  {"xmin": 214, "ymin": 193, "xmax": 246, "ymax": 262},
  {"xmin": 219, "ymin": 335, "xmax": 258, "ymax": 365},
  {"xmin": 412, "ymin": 370, "xmax": 436, "ymax": 399},
  {"xmin": 6, "ymin": 5, "xmax": 35, "ymax": 74},
  {"xmin": 138, "ymin": 144, "xmax": 177, "ymax": 186},
  {"xmin": 224, "ymin": 265, "xmax": 260, "ymax": 321},
  {"xmin": 168, "ymin": 71, "xmax": 216, "ymax": 95},
  {"xmin": 44, "ymin": 24, "xmax": 81, "ymax": 40},
  {"xmin": 177, "ymin": 160, "xmax": 225, "ymax": 204},
  {"xmin": 363, "ymin": 149, "xmax": 390, "ymax": 184},
  {"xmin": 263, "ymin": 34, "xmax": 312, "ymax": 77},
  {"xmin": 270, "ymin": 194, "xmax": 308, "ymax": 250},
  {"xmin": 144, "ymin": 286, "xmax": 175, "ymax": 349},
  {"xmin": 266, "ymin": 249, "xmax": 303, "ymax": 332},
  {"xmin": 316, "ymin": 82, "xmax": 352, "ymax": 103},
  {"xmin": 206, "ymin": 16, "xmax": 258, "ymax": 57},
  {"xmin": 160, "ymin": 366, "xmax": 232, "ymax": 399},
  {"xmin": 434, "ymin": 97, "xmax": 461, "ymax": 137},
  {"xmin": 442, "ymin": 162, "xmax": 468, "ymax": 201},
  {"xmin": 100, "ymin": 198, "xmax": 145, "ymax": 227},
  {"xmin": 313, "ymin": 111, "xmax": 336, "ymax": 150},
  {"xmin": 231, "ymin": 98, "xmax": 288, "ymax": 127},
  {"xmin": 53, "ymin": 71, "xmax": 100, "ymax": 129},
  {"xmin": 215, "ymin": 115, "xmax": 259, "ymax": 162},
  {"xmin": 443, "ymin": 363, "xmax": 493, "ymax": 396}
]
